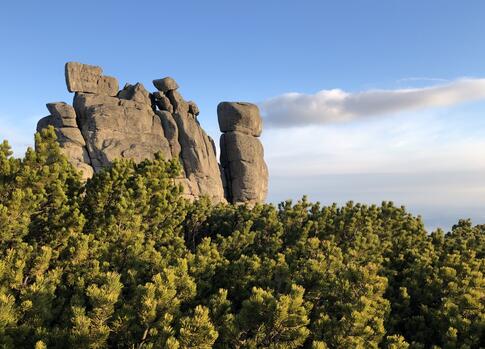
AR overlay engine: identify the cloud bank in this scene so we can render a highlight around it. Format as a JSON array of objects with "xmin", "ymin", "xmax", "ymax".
[{"xmin": 261, "ymin": 78, "xmax": 485, "ymax": 127}]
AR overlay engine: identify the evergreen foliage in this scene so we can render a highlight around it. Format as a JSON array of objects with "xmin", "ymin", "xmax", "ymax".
[{"xmin": 0, "ymin": 127, "xmax": 483, "ymax": 348}]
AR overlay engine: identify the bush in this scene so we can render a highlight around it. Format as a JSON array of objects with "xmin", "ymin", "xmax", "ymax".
[{"xmin": 0, "ymin": 128, "xmax": 483, "ymax": 348}]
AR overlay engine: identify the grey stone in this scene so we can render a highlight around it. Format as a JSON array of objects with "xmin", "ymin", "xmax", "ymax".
[
  {"xmin": 156, "ymin": 110, "xmax": 181, "ymax": 158},
  {"xmin": 37, "ymin": 115, "xmax": 62, "ymax": 131},
  {"xmin": 74, "ymin": 93, "xmax": 172, "ymax": 168},
  {"xmin": 65, "ymin": 62, "xmax": 119, "ymax": 96},
  {"xmin": 152, "ymin": 91, "xmax": 164, "ymax": 99},
  {"xmin": 56, "ymin": 127, "xmax": 86, "ymax": 146},
  {"xmin": 97, "ymin": 75, "xmax": 119, "ymax": 96},
  {"xmin": 36, "ymin": 112, "xmax": 94, "ymax": 181},
  {"xmin": 188, "ymin": 101, "xmax": 200, "ymax": 116},
  {"xmin": 153, "ymin": 91, "xmax": 174, "ymax": 113},
  {"xmin": 60, "ymin": 143, "xmax": 94, "ymax": 180},
  {"xmin": 118, "ymin": 83, "xmax": 151, "ymax": 105},
  {"xmin": 220, "ymin": 131, "xmax": 264, "ymax": 166},
  {"xmin": 172, "ymin": 109, "xmax": 226, "ymax": 203},
  {"xmin": 65, "ymin": 62, "xmax": 102, "ymax": 94},
  {"xmin": 46, "ymin": 102, "xmax": 76, "ymax": 120},
  {"xmin": 226, "ymin": 159, "xmax": 268, "ymax": 204},
  {"xmin": 166, "ymin": 90, "xmax": 189, "ymax": 115},
  {"xmin": 153, "ymin": 77, "xmax": 179, "ymax": 92},
  {"xmin": 217, "ymin": 102, "xmax": 262, "ymax": 137},
  {"xmin": 46, "ymin": 102, "xmax": 78, "ymax": 128},
  {"xmin": 219, "ymin": 104, "xmax": 268, "ymax": 205}
]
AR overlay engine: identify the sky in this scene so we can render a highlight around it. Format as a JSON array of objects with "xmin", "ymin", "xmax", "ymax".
[{"xmin": 1, "ymin": 0, "xmax": 484, "ymax": 231}]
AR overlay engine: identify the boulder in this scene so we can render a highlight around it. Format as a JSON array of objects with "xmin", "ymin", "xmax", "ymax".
[
  {"xmin": 118, "ymin": 83, "xmax": 151, "ymax": 105},
  {"xmin": 46, "ymin": 102, "xmax": 77, "ymax": 120},
  {"xmin": 153, "ymin": 77, "xmax": 179, "ymax": 92},
  {"xmin": 46, "ymin": 102, "xmax": 78, "ymax": 128},
  {"xmin": 188, "ymin": 101, "xmax": 200, "ymax": 116},
  {"xmin": 65, "ymin": 62, "xmax": 101, "ymax": 93},
  {"xmin": 37, "ymin": 115, "xmax": 62, "ymax": 131},
  {"xmin": 65, "ymin": 66, "xmax": 226, "ymax": 203},
  {"xmin": 153, "ymin": 91, "xmax": 174, "ymax": 113},
  {"xmin": 217, "ymin": 102, "xmax": 262, "ymax": 137},
  {"xmin": 36, "ymin": 118, "xmax": 84, "ymax": 144},
  {"xmin": 65, "ymin": 62, "xmax": 119, "ymax": 96}
]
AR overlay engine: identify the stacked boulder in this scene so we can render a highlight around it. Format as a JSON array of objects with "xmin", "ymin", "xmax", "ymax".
[
  {"xmin": 218, "ymin": 102, "xmax": 268, "ymax": 204},
  {"xmin": 37, "ymin": 102, "xmax": 94, "ymax": 180},
  {"xmin": 65, "ymin": 62, "xmax": 119, "ymax": 96},
  {"xmin": 36, "ymin": 62, "xmax": 268, "ymax": 205}
]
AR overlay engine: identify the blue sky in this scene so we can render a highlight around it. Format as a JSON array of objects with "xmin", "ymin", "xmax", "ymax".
[{"xmin": 1, "ymin": 0, "xmax": 485, "ymax": 230}]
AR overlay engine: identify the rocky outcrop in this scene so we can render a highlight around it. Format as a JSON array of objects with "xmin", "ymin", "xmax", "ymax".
[
  {"xmin": 218, "ymin": 102, "xmax": 268, "ymax": 204},
  {"xmin": 36, "ymin": 62, "xmax": 268, "ymax": 204}
]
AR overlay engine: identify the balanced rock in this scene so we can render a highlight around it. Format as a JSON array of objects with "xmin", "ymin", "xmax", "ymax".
[
  {"xmin": 65, "ymin": 62, "xmax": 119, "ymax": 96},
  {"xmin": 153, "ymin": 77, "xmax": 179, "ymax": 93},
  {"xmin": 217, "ymin": 102, "xmax": 262, "ymax": 137},
  {"xmin": 218, "ymin": 102, "xmax": 268, "ymax": 204},
  {"xmin": 118, "ymin": 83, "xmax": 151, "ymax": 105}
]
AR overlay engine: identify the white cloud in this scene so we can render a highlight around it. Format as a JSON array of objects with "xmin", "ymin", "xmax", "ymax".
[
  {"xmin": 396, "ymin": 77, "xmax": 449, "ymax": 84},
  {"xmin": 260, "ymin": 78, "xmax": 485, "ymax": 127}
]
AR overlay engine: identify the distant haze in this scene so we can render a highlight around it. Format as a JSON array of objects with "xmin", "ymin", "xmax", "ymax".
[{"xmin": 261, "ymin": 96, "xmax": 485, "ymax": 232}]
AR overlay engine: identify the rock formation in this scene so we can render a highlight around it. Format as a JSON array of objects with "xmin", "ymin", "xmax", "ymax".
[
  {"xmin": 36, "ymin": 62, "xmax": 268, "ymax": 204},
  {"xmin": 218, "ymin": 102, "xmax": 268, "ymax": 204}
]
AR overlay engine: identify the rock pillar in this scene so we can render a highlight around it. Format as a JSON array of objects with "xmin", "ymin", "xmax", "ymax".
[{"xmin": 218, "ymin": 102, "xmax": 268, "ymax": 205}]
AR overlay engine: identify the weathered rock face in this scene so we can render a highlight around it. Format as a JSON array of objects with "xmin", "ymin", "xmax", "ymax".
[
  {"xmin": 36, "ymin": 62, "xmax": 268, "ymax": 204},
  {"xmin": 218, "ymin": 102, "xmax": 268, "ymax": 204},
  {"xmin": 72, "ymin": 91, "xmax": 171, "ymax": 172}
]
